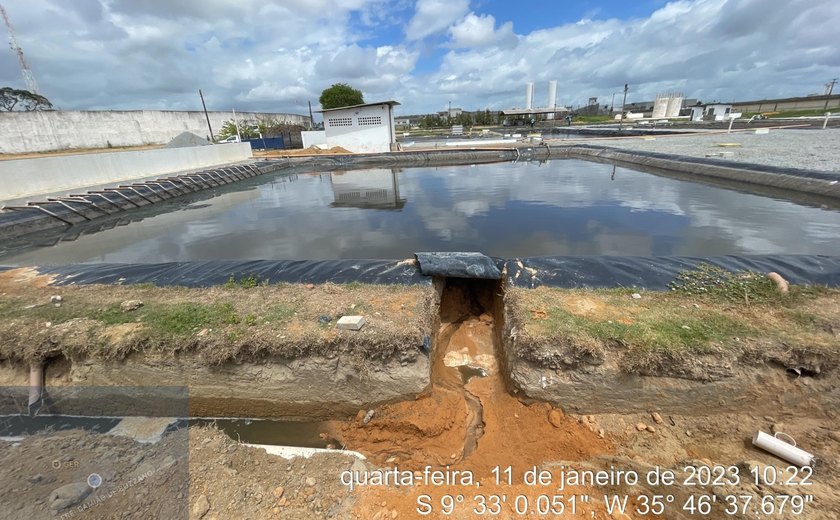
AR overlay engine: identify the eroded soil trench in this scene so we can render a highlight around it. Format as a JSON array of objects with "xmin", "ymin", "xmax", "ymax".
[
  {"xmin": 324, "ymin": 278, "xmax": 840, "ymax": 519},
  {"xmin": 328, "ymin": 276, "xmax": 609, "ymax": 470}
]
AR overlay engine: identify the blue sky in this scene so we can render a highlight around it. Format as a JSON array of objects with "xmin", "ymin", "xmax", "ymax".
[{"xmin": 1, "ymin": 0, "xmax": 838, "ymax": 115}]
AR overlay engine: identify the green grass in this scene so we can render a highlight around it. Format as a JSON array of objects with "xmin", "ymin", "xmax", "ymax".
[
  {"xmin": 265, "ymin": 304, "xmax": 296, "ymax": 323},
  {"xmin": 1, "ymin": 298, "xmax": 246, "ymax": 335},
  {"xmin": 93, "ymin": 305, "xmax": 141, "ymax": 325},
  {"xmin": 668, "ymin": 263, "xmax": 782, "ymax": 303},
  {"xmin": 142, "ymin": 302, "xmax": 240, "ymax": 334},
  {"xmin": 570, "ymin": 115, "xmax": 615, "ymax": 124},
  {"xmin": 224, "ymin": 274, "xmax": 266, "ymax": 289},
  {"xmin": 540, "ymin": 305, "xmax": 753, "ymax": 353}
]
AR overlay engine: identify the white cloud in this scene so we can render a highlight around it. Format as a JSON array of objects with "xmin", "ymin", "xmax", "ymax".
[
  {"xmin": 0, "ymin": 0, "xmax": 837, "ymax": 115},
  {"xmin": 405, "ymin": 0, "xmax": 840, "ymax": 113},
  {"xmin": 448, "ymin": 12, "xmax": 516, "ymax": 48},
  {"xmin": 405, "ymin": 0, "xmax": 469, "ymax": 40}
]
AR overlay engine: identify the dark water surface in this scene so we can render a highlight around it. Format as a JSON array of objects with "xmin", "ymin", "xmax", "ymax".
[{"xmin": 2, "ymin": 159, "xmax": 839, "ymax": 264}]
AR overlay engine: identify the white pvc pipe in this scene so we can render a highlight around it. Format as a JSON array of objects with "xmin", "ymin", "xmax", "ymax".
[
  {"xmin": 244, "ymin": 443, "xmax": 366, "ymax": 460},
  {"xmin": 752, "ymin": 430, "xmax": 815, "ymax": 467}
]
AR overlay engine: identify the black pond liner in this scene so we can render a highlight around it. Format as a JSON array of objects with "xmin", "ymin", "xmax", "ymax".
[
  {"xmin": 504, "ymin": 255, "xmax": 840, "ymax": 289},
  {"xmin": 10, "ymin": 259, "xmax": 429, "ymax": 287},
  {"xmin": 3, "ymin": 254, "xmax": 840, "ymax": 289}
]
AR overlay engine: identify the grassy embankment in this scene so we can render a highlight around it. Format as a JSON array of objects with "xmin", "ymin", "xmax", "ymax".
[
  {"xmin": 508, "ymin": 265, "xmax": 840, "ymax": 375},
  {"xmin": 0, "ymin": 272, "xmax": 432, "ymax": 365}
]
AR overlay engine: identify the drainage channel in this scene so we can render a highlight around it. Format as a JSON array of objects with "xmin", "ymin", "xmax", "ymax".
[
  {"xmin": 431, "ymin": 276, "xmax": 501, "ymax": 459},
  {"xmin": 189, "ymin": 419, "xmax": 338, "ymax": 449},
  {"xmin": 0, "ymin": 414, "xmax": 338, "ymax": 451}
]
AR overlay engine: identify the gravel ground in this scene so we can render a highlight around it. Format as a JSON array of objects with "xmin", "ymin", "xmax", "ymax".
[{"xmin": 558, "ymin": 128, "xmax": 840, "ymax": 173}]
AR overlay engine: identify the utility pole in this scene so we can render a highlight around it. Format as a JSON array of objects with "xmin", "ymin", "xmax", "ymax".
[
  {"xmin": 307, "ymin": 100, "xmax": 314, "ymax": 129},
  {"xmin": 825, "ymin": 78, "xmax": 837, "ymax": 110},
  {"xmin": 232, "ymin": 108, "xmax": 242, "ymax": 142},
  {"xmin": 199, "ymin": 89, "xmax": 214, "ymax": 143},
  {"xmin": 619, "ymin": 84, "xmax": 628, "ymax": 131}
]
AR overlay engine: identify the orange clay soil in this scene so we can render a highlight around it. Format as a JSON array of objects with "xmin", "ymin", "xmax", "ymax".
[{"xmin": 328, "ymin": 280, "xmax": 615, "ymax": 519}]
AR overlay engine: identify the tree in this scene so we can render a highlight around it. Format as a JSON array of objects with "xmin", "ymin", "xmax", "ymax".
[
  {"xmin": 319, "ymin": 83, "xmax": 364, "ymax": 109},
  {"xmin": 216, "ymin": 119, "xmax": 253, "ymax": 140},
  {"xmin": 216, "ymin": 116, "xmax": 306, "ymax": 140},
  {"xmin": 419, "ymin": 114, "xmax": 445, "ymax": 129},
  {"xmin": 0, "ymin": 87, "xmax": 53, "ymax": 111},
  {"xmin": 454, "ymin": 112, "xmax": 473, "ymax": 126},
  {"xmin": 256, "ymin": 116, "xmax": 305, "ymax": 137}
]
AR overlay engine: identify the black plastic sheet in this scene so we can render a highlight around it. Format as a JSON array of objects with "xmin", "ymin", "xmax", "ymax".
[
  {"xmin": 415, "ymin": 252, "xmax": 503, "ymax": 279},
  {"xmin": 4, "ymin": 255, "xmax": 840, "ymax": 289},
  {"xmin": 33, "ymin": 259, "xmax": 428, "ymax": 287},
  {"xmin": 505, "ymin": 255, "xmax": 840, "ymax": 289}
]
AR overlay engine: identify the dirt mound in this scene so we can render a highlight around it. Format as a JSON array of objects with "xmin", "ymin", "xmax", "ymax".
[
  {"xmin": 331, "ymin": 387, "xmax": 471, "ymax": 467},
  {"xmin": 0, "ymin": 267, "xmax": 55, "ymax": 292},
  {"xmin": 189, "ymin": 427, "xmax": 358, "ymax": 519},
  {"xmin": 165, "ymin": 131, "xmax": 211, "ymax": 148},
  {"xmin": 263, "ymin": 146, "xmax": 354, "ymax": 156}
]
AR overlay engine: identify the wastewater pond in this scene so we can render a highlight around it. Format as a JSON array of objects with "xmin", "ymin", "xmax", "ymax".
[{"xmin": 2, "ymin": 159, "xmax": 840, "ymax": 263}]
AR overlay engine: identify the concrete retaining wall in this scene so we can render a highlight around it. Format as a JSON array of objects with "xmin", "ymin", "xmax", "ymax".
[
  {"xmin": 554, "ymin": 145, "xmax": 840, "ymax": 200},
  {"xmin": 733, "ymin": 95, "xmax": 840, "ymax": 114},
  {"xmin": 0, "ymin": 143, "xmax": 252, "ymax": 201},
  {"xmin": 301, "ymin": 131, "xmax": 327, "ymax": 149},
  {"xmin": 0, "ymin": 110, "xmax": 309, "ymax": 154}
]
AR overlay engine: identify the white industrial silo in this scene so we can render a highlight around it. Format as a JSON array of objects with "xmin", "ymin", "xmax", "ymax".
[
  {"xmin": 546, "ymin": 80, "xmax": 558, "ymax": 119},
  {"xmin": 665, "ymin": 93, "xmax": 683, "ymax": 117},
  {"xmin": 525, "ymin": 82, "xmax": 534, "ymax": 110},
  {"xmin": 652, "ymin": 94, "xmax": 668, "ymax": 119}
]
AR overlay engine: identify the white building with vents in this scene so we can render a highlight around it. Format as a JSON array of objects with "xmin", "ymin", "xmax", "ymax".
[{"xmin": 316, "ymin": 101, "xmax": 400, "ymax": 153}]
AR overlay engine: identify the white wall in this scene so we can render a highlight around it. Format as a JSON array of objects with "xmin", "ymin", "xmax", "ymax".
[
  {"xmin": 0, "ymin": 143, "xmax": 252, "ymax": 202},
  {"xmin": 323, "ymin": 104, "xmax": 395, "ymax": 153},
  {"xmin": 301, "ymin": 131, "xmax": 327, "ymax": 149},
  {"xmin": 705, "ymin": 105, "xmax": 732, "ymax": 121},
  {"xmin": 689, "ymin": 107, "xmax": 704, "ymax": 121},
  {"xmin": 0, "ymin": 110, "xmax": 309, "ymax": 154}
]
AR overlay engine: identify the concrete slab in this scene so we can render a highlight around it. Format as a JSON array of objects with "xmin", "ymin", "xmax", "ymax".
[{"xmin": 336, "ymin": 316, "xmax": 366, "ymax": 331}]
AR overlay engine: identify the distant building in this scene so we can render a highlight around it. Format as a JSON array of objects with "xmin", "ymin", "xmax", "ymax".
[
  {"xmin": 622, "ymin": 100, "xmax": 656, "ymax": 113},
  {"xmin": 687, "ymin": 104, "xmax": 705, "ymax": 122},
  {"xmin": 705, "ymin": 103, "xmax": 733, "ymax": 121},
  {"xmin": 316, "ymin": 101, "xmax": 400, "ymax": 153},
  {"xmin": 500, "ymin": 107, "xmax": 569, "ymax": 124},
  {"xmin": 651, "ymin": 93, "xmax": 684, "ymax": 118},
  {"xmin": 438, "ymin": 107, "xmax": 463, "ymax": 118}
]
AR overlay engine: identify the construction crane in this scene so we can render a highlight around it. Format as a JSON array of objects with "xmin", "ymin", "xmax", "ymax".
[{"xmin": 0, "ymin": 3, "xmax": 40, "ymax": 94}]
